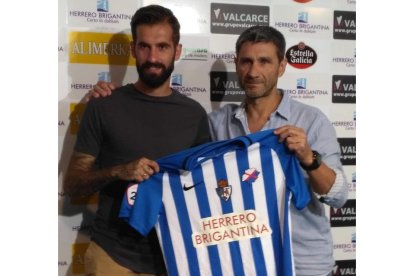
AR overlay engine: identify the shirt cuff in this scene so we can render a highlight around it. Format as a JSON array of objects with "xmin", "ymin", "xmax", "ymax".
[{"xmin": 313, "ymin": 168, "xmax": 343, "ymax": 198}]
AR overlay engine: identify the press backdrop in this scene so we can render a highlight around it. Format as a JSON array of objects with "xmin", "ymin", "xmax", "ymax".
[{"xmin": 58, "ymin": 0, "xmax": 356, "ymax": 275}]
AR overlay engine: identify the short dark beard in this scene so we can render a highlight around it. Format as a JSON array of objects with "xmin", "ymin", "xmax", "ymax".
[{"xmin": 136, "ymin": 60, "xmax": 175, "ymax": 88}]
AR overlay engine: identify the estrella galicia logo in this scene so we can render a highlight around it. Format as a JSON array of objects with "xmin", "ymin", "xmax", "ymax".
[
  {"xmin": 211, "ymin": 3, "xmax": 269, "ymax": 34},
  {"xmin": 333, "ymin": 260, "xmax": 356, "ymax": 276},
  {"xmin": 332, "ymin": 75, "xmax": 356, "ymax": 103},
  {"xmin": 98, "ymin": 72, "xmax": 111, "ymax": 82},
  {"xmin": 333, "ymin": 11, "xmax": 356, "ymax": 40},
  {"xmin": 210, "ymin": 71, "xmax": 245, "ymax": 102},
  {"xmin": 330, "ymin": 199, "xmax": 356, "ymax": 227},
  {"xmin": 172, "ymin": 74, "xmax": 183, "ymax": 86},
  {"xmin": 286, "ymin": 42, "xmax": 317, "ymax": 69},
  {"xmin": 216, "ymin": 179, "xmax": 232, "ymax": 201},
  {"xmin": 338, "ymin": 138, "xmax": 356, "ymax": 166},
  {"xmin": 97, "ymin": 0, "xmax": 109, "ymax": 12},
  {"xmin": 294, "ymin": 0, "xmax": 312, "ymax": 3},
  {"xmin": 297, "ymin": 78, "xmax": 306, "ymax": 89},
  {"xmin": 298, "ymin": 12, "xmax": 308, "ymax": 23}
]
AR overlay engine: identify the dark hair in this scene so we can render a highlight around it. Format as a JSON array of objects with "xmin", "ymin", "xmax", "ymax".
[
  {"xmin": 130, "ymin": 5, "xmax": 180, "ymax": 45},
  {"xmin": 236, "ymin": 26, "xmax": 286, "ymax": 62}
]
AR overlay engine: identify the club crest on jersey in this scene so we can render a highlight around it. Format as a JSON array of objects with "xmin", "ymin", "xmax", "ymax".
[
  {"xmin": 216, "ymin": 179, "xmax": 232, "ymax": 201},
  {"xmin": 242, "ymin": 168, "xmax": 260, "ymax": 184},
  {"xmin": 126, "ymin": 184, "xmax": 138, "ymax": 206}
]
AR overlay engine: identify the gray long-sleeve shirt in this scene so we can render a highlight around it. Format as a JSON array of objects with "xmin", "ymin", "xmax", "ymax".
[{"xmin": 208, "ymin": 91, "xmax": 348, "ymax": 276}]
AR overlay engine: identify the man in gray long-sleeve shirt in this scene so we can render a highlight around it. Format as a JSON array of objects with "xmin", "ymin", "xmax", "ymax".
[{"xmin": 209, "ymin": 26, "xmax": 348, "ymax": 276}]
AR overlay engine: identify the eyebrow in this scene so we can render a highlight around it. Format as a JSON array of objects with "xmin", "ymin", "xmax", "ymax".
[
  {"xmin": 238, "ymin": 56, "xmax": 273, "ymax": 62},
  {"xmin": 136, "ymin": 41, "xmax": 171, "ymax": 47}
]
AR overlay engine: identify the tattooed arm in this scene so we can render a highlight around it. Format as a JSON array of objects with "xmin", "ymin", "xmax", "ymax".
[{"xmin": 63, "ymin": 152, "xmax": 159, "ymax": 197}]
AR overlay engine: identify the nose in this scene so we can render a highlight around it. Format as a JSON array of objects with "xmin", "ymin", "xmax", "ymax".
[
  {"xmin": 147, "ymin": 47, "xmax": 158, "ymax": 63},
  {"xmin": 247, "ymin": 62, "xmax": 259, "ymax": 78}
]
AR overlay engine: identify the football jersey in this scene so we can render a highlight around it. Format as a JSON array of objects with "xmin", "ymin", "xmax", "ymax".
[{"xmin": 119, "ymin": 129, "xmax": 311, "ymax": 276}]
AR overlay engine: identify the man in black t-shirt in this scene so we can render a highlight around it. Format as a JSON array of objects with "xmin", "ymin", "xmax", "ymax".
[{"xmin": 63, "ymin": 5, "xmax": 210, "ymax": 276}]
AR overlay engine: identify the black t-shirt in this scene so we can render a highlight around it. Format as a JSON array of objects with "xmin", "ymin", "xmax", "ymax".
[{"xmin": 75, "ymin": 84, "xmax": 211, "ymax": 273}]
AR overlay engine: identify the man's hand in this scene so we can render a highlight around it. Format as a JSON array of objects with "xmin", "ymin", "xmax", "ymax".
[
  {"xmin": 113, "ymin": 157, "xmax": 160, "ymax": 183},
  {"xmin": 64, "ymin": 153, "xmax": 160, "ymax": 197},
  {"xmin": 86, "ymin": 81, "xmax": 119, "ymax": 101},
  {"xmin": 274, "ymin": 125, "xmax": 313, "ymax": 165},
  {"xmin": 274, "ymin": 125, "xmax": 336, "ymax": 195}
]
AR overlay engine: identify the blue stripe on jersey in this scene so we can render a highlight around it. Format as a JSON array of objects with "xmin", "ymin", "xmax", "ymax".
[
  {"xmin": 213, "ymin": 155, "xmax": 244, "ymax": 276},
  {"xmin": 158, "ymin": 204, "xmax": 179, "ymax": 276},
  {"xmin": 260, "ymin": 146, "xmax": 283, "ymax": 276},
  {"xmin": 236, "ymin": 148, "xmax": 267, "ymax": 276},
  {"xmin": 282, "ymin": 189, "xmax": 294, "ymax": 276},
  {"xmin": 169, "ymin": 173, "xmax": 201, "ymax": 276},
  {"xmin": 192, "ymin": 166, "xmax": 223, "ymax": 276}
]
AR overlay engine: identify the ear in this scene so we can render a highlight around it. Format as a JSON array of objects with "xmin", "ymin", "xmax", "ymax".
[
  {"xmin": 278, "ymin": 58, "xmax": 287, "ymax": 77},
  {"xmin": 130, "ymin": 41, "xmax": 136, "ymax": 58},
  {"xmin": 174, "ymin": 43, "xmax": 182, "ymax": 61},
  {"xmin": 234, "ymin": 56, "xmax": 239, "ymax": 73}
]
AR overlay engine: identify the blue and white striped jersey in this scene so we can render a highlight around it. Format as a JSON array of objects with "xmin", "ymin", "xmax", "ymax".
[{"xmin": 120, "ymin": 129, "xmax": 311, "ymax": 276}]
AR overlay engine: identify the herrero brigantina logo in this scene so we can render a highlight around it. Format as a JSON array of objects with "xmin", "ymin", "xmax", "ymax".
[
  {"xmin": 171, "ymin": 74, "xmax": 207, "ymax": 97},
  {"xmin": 191, "ymin": 210, "xmax": 272, "ymax": 247},
  {"xmin": 275, "ymin": 11, "xmax": 329, "ymax": 35},
  {"xmin": 69, "ymin": 0, "xmax": 132, "ymax": 24}
]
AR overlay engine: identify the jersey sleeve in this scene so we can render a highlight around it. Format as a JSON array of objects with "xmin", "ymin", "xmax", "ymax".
[
  {"xmin": 284, "ymin": 155, "xmax": 311, "ymax": 210},
  {"xmin": 272, "ymin": 140, "xmax": 311, "ymax": 210},
  {"xmin": 257, "ymin": 131, "xmax": 311, "ymax": 210},
  {"xmin": 119, "ymin": 183, "xmax": 139, "ymax": 220},
  {"xmin": 125, "ymin": 174, "xmax": 164, "ymax": 236}
]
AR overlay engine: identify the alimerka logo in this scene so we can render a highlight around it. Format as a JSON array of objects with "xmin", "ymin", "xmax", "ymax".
[
  {"xmin": 69, "ymin": 32, "xmax": 134, "ymax": 66},
  {"xmin": 286, "ymin": 42, "xmax": 317, "ymax": 69},
  {"xmin": 69, "ymin": 103, "xmax": 86, "ymax": 135},
  {"xmin": 71, "ymin": 243, "xmax": 89, "ymax": 274}
]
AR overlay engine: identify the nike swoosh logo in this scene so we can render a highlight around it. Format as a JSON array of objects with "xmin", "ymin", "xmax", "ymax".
[{"xmin": 183, "ymin": 183, "xmax": 200, "ymax": 191}]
